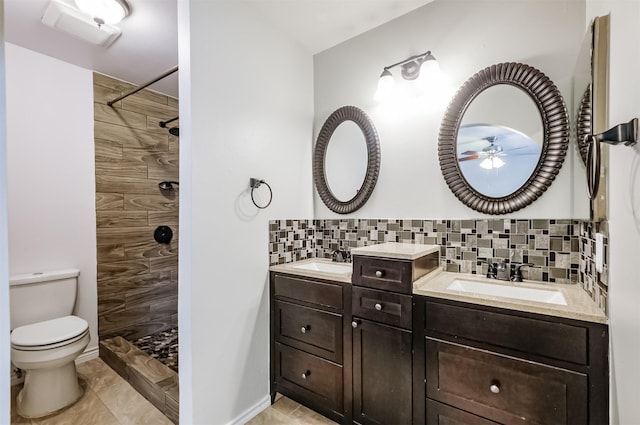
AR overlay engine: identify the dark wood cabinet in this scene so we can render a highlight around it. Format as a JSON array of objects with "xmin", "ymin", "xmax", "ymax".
[
  {"xmin": 426, "ymin": 399, "xmax": 500, "ymax": 425},
  {"xmin": 415, "ymin": 296, "xmax": 609, "ymax": 425},
  {"xmin": 352, "ymin": 318, "xmax": 412, "ymax": 425},
  {"xmin": 275, "ymin": 342, "xmax": 344, "ymax": 413},
  {"xmin": 270, "ymin": 272, "xmax": 351, "ymax": 423},
  {"xmin": 351, "ymin": 255, "xmax": 419, "ymax": 425},
  {"xmin": 271, "ymin": 256, "xmax": 608, "ymax": 425}
]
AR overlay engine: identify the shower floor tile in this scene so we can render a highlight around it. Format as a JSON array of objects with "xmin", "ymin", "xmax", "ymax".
[
  {"xmin": 131, "ymin": 327, "xmax": 178, "ymax": 373},
  {"xmin": 100, "ymin": 336, "xmax": 178, "ymax": 423}
]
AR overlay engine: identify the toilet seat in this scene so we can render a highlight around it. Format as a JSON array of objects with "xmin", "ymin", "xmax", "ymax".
[{"xmin": 11, "ymin": 316, "xmax": 89, "ymax": 351}]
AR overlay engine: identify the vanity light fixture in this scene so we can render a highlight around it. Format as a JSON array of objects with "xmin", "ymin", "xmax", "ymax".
[
  {"xmin": 75, "ymin": 0, "xmax": 130, "ymax": 25},
  {"xmin": 374, "ymin": 50, "xmax": 439, "ymax": 101}
]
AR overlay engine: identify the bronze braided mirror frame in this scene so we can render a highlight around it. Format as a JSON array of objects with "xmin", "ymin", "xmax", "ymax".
[
  {"xmin": 313, "ymin": 105, "xmax": 381, "ymax": 214},
  {"xmin": 438, "ymin": 62, "xmax": 569, "ymax": 215},
  {"xmin": 576, "ymin": 85, "xmax": 592, "ymax": 164}
]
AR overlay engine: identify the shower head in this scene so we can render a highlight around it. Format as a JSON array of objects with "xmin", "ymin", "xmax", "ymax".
[{"xmin": 169, "ymin": 127, "xmax": 179, "ymax": 137}]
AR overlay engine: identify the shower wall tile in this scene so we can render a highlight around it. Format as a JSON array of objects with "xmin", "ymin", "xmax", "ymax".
[
  {"xmin": 269, "ymin": 218, "xmax": 607, "ymax": 314},
  {"xmin": 94, "ymin": 73, "xmax": 179, "ymax": 341}
]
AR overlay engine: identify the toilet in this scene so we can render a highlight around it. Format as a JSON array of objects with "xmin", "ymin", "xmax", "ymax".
[{"xmin": 10, "ymin": 269, "xmax": 90, "ymax": 418}]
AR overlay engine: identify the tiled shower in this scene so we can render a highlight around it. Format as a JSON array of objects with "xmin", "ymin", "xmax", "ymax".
[{"xmin": 93, "ymin": 73, "xmax": 180, "ymax": 422}]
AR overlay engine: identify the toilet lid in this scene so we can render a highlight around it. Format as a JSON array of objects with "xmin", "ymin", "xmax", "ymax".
[{"xmin": 11, "ymin": 316, "xmax": 89, "ymax": 347}]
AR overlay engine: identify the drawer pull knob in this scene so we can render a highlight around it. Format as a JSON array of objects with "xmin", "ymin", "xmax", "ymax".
[
  {"xmin": 300, "ymin": 325, "xmax": 310, "ymax": 334},
  {"xmin": 375, "ymin": 270, "xmax": 383, "ymax": 278},
  {"xmin": 374, "ymin": 303, "xmax": 383, "ymax": 311},
  {"xmin": 490, "ymin": 384, "xmax": 500, "ymax": 394},
  {"xmin": 352, "ymin": 320, "xmax": 359, "ymax": 328},
  {"xmin": 301, "ymin": 370, "xmax": 311, "ymax": 380}
]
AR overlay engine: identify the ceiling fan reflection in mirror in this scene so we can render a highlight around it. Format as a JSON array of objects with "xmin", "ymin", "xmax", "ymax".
[{"xmin": 457, "ymin": 124, "xmax": 541, "ymax": 171}]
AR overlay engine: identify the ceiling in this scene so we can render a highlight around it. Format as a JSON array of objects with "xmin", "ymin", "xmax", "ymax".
[{"xmin": 4, "ymin": 0, "xmax": 432, "ymax": 98}]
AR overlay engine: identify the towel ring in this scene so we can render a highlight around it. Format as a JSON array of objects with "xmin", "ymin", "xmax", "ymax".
[{"xmin": 250, "ymin": 178, "xmax": 272, "ymax": 209}]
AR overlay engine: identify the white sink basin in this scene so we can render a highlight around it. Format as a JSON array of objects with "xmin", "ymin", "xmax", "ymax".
[
  {"xmin": 292, "ymin": 261, "xmax": 352, "ymax": 274},
  {"xmin": 447, "ymin": 279, "xmax": 567, "ymax": 306}
]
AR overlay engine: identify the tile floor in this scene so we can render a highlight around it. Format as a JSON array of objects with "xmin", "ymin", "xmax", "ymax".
[
  {"xmin": 100, "ymin": 336, "xmax": 178, "ymax": 422},
  {"xmin": 11, "ymin": 358, "xmax": 335, "ymax": 425},
  {"xmin": 247, "ymin": 394, "xmax": 338, "ymax": 425},
  {"xmin": 10, "ymin": 358, "xmax": 173, "ymax": 425}
]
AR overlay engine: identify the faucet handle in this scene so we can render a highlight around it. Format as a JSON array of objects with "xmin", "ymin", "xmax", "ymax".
[
  {"xmin": 331, "ymin": 248, "xmax": 351, "ymax": 263},
  {"xmin": 485, "ymin": 259, "xmax": 497, "ymax": 278},
  {"xmin": 511, "ymin": 263, "xmax": 534, "ymax": 282}
]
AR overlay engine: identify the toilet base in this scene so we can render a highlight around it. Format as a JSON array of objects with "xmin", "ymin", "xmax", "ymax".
[{"xmin": 16, "ymin": 361, "xmax": 84, "ymax": 418}]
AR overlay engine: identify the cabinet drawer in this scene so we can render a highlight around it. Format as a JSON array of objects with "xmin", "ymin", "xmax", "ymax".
[
  {"xmin": 352, "ymin": 252, "xmax": 438, "ymax": 294},
  {"xmin": 426, "ymin": 338, "xmax": 588, "ymax": 425},
  {"xmin": 274, "ymin": 300, "xmax": 343, "ymax": 363},
  {"xmin": 427, "ymin": 399, "xmax": 500, "ymax": 425},
  {"xmin": 273, "ymin": 274, "xmax": 343, "ymax": 310},
  {"xmin": 352, "ymin": 256, "xmax": 413, "ymax": 293},
  {"xmin": 352, "ymin": 286, "xmax": 412, "ymax": 329},
  {"xmin": 275, "ymin": 343, "xmax": 343, "ymax": 413},
  {"xmin": 425, "ymin": 300, "xmax": 588, "ymax": 365}
]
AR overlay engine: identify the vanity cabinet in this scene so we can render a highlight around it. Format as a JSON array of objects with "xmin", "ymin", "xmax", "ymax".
[
  {"xmin": 270, "ymin": 273, "xmax": 351, "ymax": 423},
  {"xmin": 414, "ymin": 296, "xmax": 609, "ymax": 425},
  {"xmin": 351, "ymin": 257, "xmax": 417, "ymax": 425}
]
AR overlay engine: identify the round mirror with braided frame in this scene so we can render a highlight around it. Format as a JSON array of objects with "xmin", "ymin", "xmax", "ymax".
[
  {"xmin": 313, "ymin": 105, "xmax": 381, "ymax": 214},
  {"xmin": 438, "ymin": 62, "xmax": 569, "ymax": 215}
]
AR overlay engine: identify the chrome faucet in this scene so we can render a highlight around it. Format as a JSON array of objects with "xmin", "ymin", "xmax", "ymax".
[
  {"xmin": 495, "ymin": 259, "xmax": 510, "ymax": 281},
  {"xmin": 487, "ymin": 259, "xmax": 535, "ymax": 282},
  {"xmin": 331, "ymin": 248, "xmax": 351, "ymax": 263}
]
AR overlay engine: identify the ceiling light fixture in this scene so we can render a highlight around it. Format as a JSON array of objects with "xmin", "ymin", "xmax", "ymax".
[
  {"xmin": 480, "ymin": 156, "xmax": 505, "ymax": 170},
  {"xmin": 75, "ymin": 0, "xmax": 130, "ymax": 25},
  {"xmin": 41, "ymin": 0, "xmax": 125, "ymax": 47},
  {"xmin": 374, "ymin": 50, "xmax": 439, "ymax": 101}
]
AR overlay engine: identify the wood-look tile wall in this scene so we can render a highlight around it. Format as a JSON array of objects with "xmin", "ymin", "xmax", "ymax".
[{"xmin": 94, "ymin": 73, "xmax": 179, "ymax": 341}]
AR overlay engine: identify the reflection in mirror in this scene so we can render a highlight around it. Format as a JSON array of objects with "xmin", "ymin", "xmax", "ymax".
[
  {"xmin": 457, "ymin": 124, "xmax": 541, "ymax": 197},
  {"xmin": 439, "ymin": 62, "xmax": 569, "ymax": 215},
  {"xmin": 325, "ymin": 120, "xmax": 368, "ymax": 201},
  {"xmin": 457, "ymin": 85, "xmax": 543, "ymax": 198},
  {"xmin": 589, "ymin": 15, "xmax": 610, "ymax": 219}
]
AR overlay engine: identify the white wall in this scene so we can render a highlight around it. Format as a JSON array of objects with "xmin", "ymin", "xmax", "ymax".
[
  {"xmin": 4, "ymin": 44, "xmax": 98, "ymax": 354},
  {"xmin": 586, "ymin": 2, "xmax": 640, "ymax": 423},
  {"xmin": 178, "ymin": 2, "xmax": 314, "ymax": 423},
  {"xmin": 314, "ymin": 0, "xmax": 588, "ymax": 219},
  {"xmin": 0, "ymin": 0, "xmax": 12, "ymax": 421}
]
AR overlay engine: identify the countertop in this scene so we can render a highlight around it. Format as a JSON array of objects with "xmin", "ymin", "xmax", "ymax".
[
  {"xmin": 350, "ymin": 242, "xmax": 440, "ymax": 260},
  {"xmin": 269, "ymin": 258, "xmax": 607, "ymax": 324},
  {"xmin": 269, "ymin": 258, "xmax": 352, "ymax": 284},
  {"xmin": 413, "ymin": 269, "xmax": 607, "ymax": 324}
]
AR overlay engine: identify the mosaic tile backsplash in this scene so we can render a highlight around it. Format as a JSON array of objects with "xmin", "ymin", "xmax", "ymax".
[{"xmin": 269, "ymin": 219, "xmax": 608, "ymax": 313}]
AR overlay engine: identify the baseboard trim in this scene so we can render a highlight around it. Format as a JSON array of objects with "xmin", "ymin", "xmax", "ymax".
[
  {"xmin": 10, "ymin": 345, "xmax": 99, "ymax": 387},
  {"xmin": 76, "ymin": 345, "xmax": 100, "ymax": 364},
  {"xmin": 227, "ymin": 395, "xmax": 271, "ymax": 425}
]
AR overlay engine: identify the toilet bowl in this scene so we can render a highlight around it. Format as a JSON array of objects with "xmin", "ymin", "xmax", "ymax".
[{"xmin": 11, "ymin": 315, "xmax": 90, "ymax": 418}]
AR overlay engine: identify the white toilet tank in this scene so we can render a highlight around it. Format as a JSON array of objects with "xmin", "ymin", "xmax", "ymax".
[{"xmin": 9, "ymin": 269, "xmax": 80, "ymax": 331}]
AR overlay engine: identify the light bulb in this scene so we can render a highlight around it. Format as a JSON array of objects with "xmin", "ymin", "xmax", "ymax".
[
  {"xmin": 492, "ymin": 157, "xmax": 505, "ymax": 168},
  {"xmin": 374, "ymin": 69, "xmax": 395, "ymax": 101},
  {"xmin": 480, "ymin": 156, "xmax": 505, "ymax": 170},
  {"xmin": 418, "ymin": 58, "xmax": 440, "ymax": 84},
  {"xmin": 75, "ymin": 0, "xmax": 128, "ymax": 25}
]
